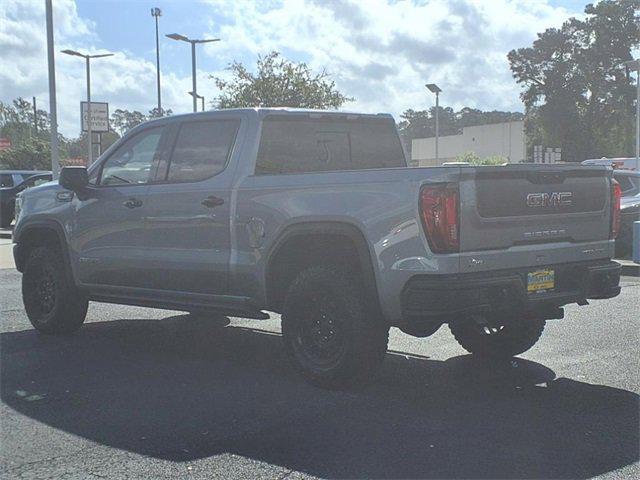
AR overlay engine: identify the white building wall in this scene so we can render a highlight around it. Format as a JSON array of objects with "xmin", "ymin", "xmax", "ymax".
[{"xmin": 411, "ymin": 120, "xmax": 525, "ymax": 166}]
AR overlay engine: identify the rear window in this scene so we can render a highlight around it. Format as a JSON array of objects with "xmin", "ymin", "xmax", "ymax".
[
  {"xmin": 166, "ymin": 120, "xmax": 239, "ymax": 182},
  {"xmin": 255, "ymin": 116, "xmax": 405, "ymax": 175}
]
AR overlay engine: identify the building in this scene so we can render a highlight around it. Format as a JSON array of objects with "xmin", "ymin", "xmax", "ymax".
[{"xmin": 411, "ymin": 120, "xmax": 525, "ymax": 166}]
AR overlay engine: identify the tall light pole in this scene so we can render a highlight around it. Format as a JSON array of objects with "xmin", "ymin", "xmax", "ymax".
[
  {"xmin": 61, "ymin": 49, "xmax": 113, "ymax": 164},
  {"xmin": 188, "ymin": 91, "xmax": 205, "ymax": 111},
  {"xmin": 624, "ymin": 59, "xmax": 640, "ymax": 164},
  {"xmin": 166, "ymin": 33, "xmax": 220, "ymax": 113},
  {"xmin": 45, "ymin": 0, "xmax": 60, "ymax": 179},
  {"xmin": 151, "ymin": 8, "xmax": 162, "ymax": 113},
  {"xmin": 426, "ymin": 83, "xmax": 442, "ymax": 163}
]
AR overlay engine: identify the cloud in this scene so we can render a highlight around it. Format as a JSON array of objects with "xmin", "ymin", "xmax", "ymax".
[
  {"xmin": 0, "ymin": 0, "xmax": 200, "ymax": 137},
  {"xmin": 0, "ymin": 0, "xmax": 583, "ymax": 137}
]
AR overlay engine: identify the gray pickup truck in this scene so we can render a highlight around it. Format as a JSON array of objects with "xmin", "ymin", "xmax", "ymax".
[{"xmin": 13, "ymin": 108, "xmax": 622, "ymax": 386}]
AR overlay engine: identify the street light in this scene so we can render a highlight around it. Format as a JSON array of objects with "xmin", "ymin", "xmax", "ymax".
[
  {"xmin": 151, "ymin": 8, "xmax": 162, "ymax": 114},
  {"xmin": 426, "ymin": 83, "xmax": 442, "ymax": 163},
  {"xmin": 166, "ymin": 33, "xmax": 220, "ymax": 112},
  {"xmin": 45, "ymin": 0, "xmax": 59, "ymax": 179},
  {"xmin": 623, "ymin": 59, "xmax": 640, "ymax": 164},
  {"xmin": 188, "ymin": 91, "xmax": 205, "ymax": 111},
  {"xmin": 61, "ymin": 49, "xmax": 114, "ymax": 164}
]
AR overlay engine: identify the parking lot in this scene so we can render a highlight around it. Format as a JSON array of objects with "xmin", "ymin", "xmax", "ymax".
[{"xmin": 0, "ymin": 246, "xmax": 638, "ymax": 479}]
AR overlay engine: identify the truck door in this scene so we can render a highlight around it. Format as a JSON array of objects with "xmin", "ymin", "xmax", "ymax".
[
  {"xmin": 72, "ymin": 125, "xmax": 170, "ymax": 288},
  {"xmin": 142, "ymin": 117, "xmax": 242, "ymax": 295}
]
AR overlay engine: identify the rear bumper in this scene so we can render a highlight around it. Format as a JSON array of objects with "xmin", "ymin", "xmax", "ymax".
[{"xmin": 401, "ymin": 260, "xmax": 621, "ymax": 322}]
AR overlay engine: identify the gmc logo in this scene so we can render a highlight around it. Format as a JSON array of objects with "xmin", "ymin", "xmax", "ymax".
[{"xmin": 526, "ymin": 192, "xmax": 573, "ymax": 208}]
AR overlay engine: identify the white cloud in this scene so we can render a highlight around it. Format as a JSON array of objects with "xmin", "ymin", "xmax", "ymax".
[
  {"xmin": 0, "ymin": 0, "xmax": 202, "ymax": 137},
  {"xmin": 0, "ymin": 0, "xmax": 582, "ymax": 137}
]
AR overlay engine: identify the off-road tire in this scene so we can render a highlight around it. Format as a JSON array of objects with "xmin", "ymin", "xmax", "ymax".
[
  {"xmin": 22, "ymin": 246, "xmax": 88, "ymax": 334},
  {"xmin": 449, "ymin": 314, "xmax": 545, "ymax": 358},
  {"xmin": 282, "ymin": 265, "xmax": 389, "ymax": 388}
]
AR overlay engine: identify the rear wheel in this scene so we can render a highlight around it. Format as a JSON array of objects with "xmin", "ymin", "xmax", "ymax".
[
  {"xmin": 449, "ymin": 313, "xmax": 545, "ymax": 358},
  {"xmin": 282, "ymin": 265, "xmax": 389, "ymax": 388},
  {"xmin": 22, "ymin": 246, "xmax": 88, "ymax": 334}
]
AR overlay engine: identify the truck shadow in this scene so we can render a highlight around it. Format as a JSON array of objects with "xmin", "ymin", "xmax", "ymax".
[{"xmin": 1, "ymin": 314, "xmax": 638, "ymax": 479}]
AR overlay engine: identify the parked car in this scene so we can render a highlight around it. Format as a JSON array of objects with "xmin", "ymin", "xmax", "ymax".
[
  {"xmin": 582, "ymin": 157, "xmax": 639, "ymax": 171},
  {"xmin": 12, "ymin": 109, "xmax": 622, "ymax": 386},
  {"xmin": 613, "ymin": 170, "xmax": 640, "ymax": 257},
  {"xmin": 0, "ymin": 170, "xmax": 52, "ymax": 228}
]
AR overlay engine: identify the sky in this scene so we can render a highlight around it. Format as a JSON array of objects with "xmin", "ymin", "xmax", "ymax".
[{"xmin": 0, "ymin": 0, "xmax": 588, "ymax": 137}]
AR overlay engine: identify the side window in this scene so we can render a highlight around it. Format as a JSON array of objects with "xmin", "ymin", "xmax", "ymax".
[
  {"xmin": 0, "ymin": 174, "xmax": 14, "ymax": 188},
  {"xmin": 165, "ymin": 120, "xmax": 239, "ymax": 182},
  {"xmin": 99, "ymin": 127, "xmax": 164, "ymax": 186}
]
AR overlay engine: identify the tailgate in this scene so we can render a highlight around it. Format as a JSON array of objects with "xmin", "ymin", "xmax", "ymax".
[{"xmin": 459, "ymin": 165, "xmax": 612, "ymax": 252}]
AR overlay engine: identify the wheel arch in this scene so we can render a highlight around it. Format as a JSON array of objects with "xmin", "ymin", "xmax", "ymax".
[
  {"xmin": 265, "ymin": 221, "xmax": 382, "ymax": 319},
  {"xmin": 14, "ymin": 220, "xmax": 75, "ymax": 285}
]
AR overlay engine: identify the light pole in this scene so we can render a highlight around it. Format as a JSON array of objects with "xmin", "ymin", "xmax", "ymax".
[
  {"xmin": 188, "ymin": 91, "xmax": 205, "ymax": 111},
  {"xmin": 426, "ymin": 83, "xmax": 442, "ymax": 163},
  {"xmin": 151, "ymin": 8, "xmax": 162, "ymax": 113},
  {"xmin": 45, "ymin": 0, "xmax": 60, "ymax": 179},
  {"xmin": 624, "ymin": 59, "xmax": 640, "ymax": 164},
  {"xmin": 166, "ymin": 33, "xmax": 220, "ymax": 113},
  {"xmin": 61, "ymin": 49, "xmax": 114, "ymax": 164}
]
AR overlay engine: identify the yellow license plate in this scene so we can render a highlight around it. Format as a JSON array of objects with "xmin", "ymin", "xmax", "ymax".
[{"xmin": 527, "ymin": 269, "xmax": 555, "ymax": 293}]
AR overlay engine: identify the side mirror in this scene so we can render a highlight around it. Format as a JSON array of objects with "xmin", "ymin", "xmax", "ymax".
[{"xmin": 59, "ymin": 166, "xmax": 89, "ymax": 191}]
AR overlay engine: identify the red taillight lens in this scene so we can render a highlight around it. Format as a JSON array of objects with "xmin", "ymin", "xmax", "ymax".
[
  {"xmin": 420, "ymin": 184, "xmax": 459, "ymax": 253},
  {"xmin": 610, "ymin": 179, "xmax": 622, "ymax": 239}
]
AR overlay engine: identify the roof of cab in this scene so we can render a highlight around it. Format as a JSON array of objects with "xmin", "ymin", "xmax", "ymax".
[{"xmin": 145, "ymin": 107, "xmax": 394, "ymax": 125}]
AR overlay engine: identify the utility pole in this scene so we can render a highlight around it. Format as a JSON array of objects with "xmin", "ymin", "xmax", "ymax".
[
  {"xmin": 167, "ymin": 33, "xmax": 220, "ymax": 113},
  {"xmin": 86, "ymin": 55, "xmax": 91, "ymax": 163},
  {"xmin": 151, "ymin": 8, "xmax": 162, "ymax": 113},
  {"xmin": 45, "ymin": 0, "xmax": 60, "ymax": 179},
  {"xmin": 32, "ymin": 96, "xmax": 37, "ymax": 134}
]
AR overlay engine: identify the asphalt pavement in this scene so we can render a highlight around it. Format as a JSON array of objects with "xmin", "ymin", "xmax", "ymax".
[{"xmin": 0, "ymin": 266, "xmax": 638, "ymax": 479}]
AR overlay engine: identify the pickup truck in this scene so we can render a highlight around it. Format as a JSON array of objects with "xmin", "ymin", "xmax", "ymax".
[{"xmin": 12, "ymin": 108, "xmax": 622, "ymax": 386}]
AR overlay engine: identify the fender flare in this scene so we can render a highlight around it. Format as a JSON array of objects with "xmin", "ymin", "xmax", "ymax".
[
  {"xmin": 265, "ymin": 221, "xmax": 382, "ymax": 317},
  {"xmin": 13, "ymin": 220, "xmax": 76, "ymax": 286}
]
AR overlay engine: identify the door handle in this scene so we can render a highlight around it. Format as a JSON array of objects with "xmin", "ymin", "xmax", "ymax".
[
  {"xmin": 201, "ymin": 195, "xmax": 224, "ymax": 208},
  {"xmin": 123, "ymin": 198, "xmax": 143, "ymax": 209}
]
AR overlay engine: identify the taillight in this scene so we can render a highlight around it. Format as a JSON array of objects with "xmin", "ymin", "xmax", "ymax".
[
  {"xmin": 420, "ymin": 184, "xmax": 459, "ymax": 253},
  {"xmin": 610, "ymin": 179, "xmax": 621, "ymax": 239}
]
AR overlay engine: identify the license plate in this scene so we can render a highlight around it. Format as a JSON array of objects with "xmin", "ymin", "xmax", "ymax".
[{"xmin": 527, "ymin": 269, "xmax": 555, "ymax": 293}]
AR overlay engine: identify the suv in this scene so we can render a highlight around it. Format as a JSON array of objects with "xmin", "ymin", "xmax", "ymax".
[{"xmin": 13, "ymin": 109, "xmax": 621, "ymax": 386}]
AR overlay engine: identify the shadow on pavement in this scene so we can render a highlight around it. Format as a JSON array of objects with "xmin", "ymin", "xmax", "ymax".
[{"xmin": 1, "ymin": 315, "xmax": 638, "ymax": 479}]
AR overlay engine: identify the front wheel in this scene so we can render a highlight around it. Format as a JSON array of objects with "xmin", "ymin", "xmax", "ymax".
[
  {"xmin": 281, "ymin": 265, "xmax": 389, "ymax": 388},
  {"xmin": 449, "ymin": 313, "xmax": 545, "ymax": 358},
  {"xmin": 22, "ymin": 246, "xmax": 88, "ymax": 334}
]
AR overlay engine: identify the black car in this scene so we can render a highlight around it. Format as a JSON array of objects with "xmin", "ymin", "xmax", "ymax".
[
  {"xmin": 613, "ymin": 170, "xmax": 640, "ymax": 257},
  {"xmin": 0, "ymin": 170, "xmax": 52, "ymax": 228}
]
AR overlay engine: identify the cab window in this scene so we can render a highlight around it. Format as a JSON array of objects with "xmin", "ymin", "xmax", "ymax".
[
  {"xmin": 163, "ymin": 120, "xmax": 239, "ymax": 183},
  {"xmin": 99, "ymin": 127, "xmax": 165, "ymax": 186}
]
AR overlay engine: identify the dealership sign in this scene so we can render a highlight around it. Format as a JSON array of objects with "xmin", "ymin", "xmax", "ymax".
[{"xmin": 81, "ymin": 101, "xmax": 109, "ymax": 132}]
